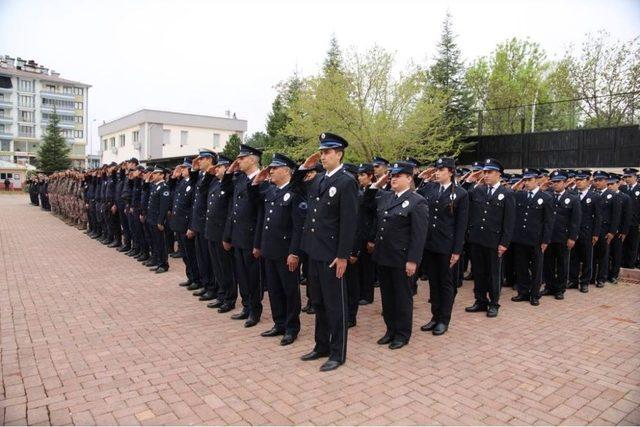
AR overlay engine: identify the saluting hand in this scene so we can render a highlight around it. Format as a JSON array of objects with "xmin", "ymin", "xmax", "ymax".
[
  {"xmin": 373, "ymin": 173, "xmax": 389, "ymax": 189},
  {"xmin": 227, "ymin": 159, "xmax": 240, "ymax": 174},
  {"xmin": 253, "ymin": 167, "xmax": 270, "ymax": 185},
  {"xmin": 567, "ymin": 239, "xmax": 576, "ymax": 249},
  {"xmin": 206, "ymin": 165, "xmax": 217, "ymax": 175},
  {"xmin": 302, "ymin": 152, "xmax": 321, "ymax": 170}
]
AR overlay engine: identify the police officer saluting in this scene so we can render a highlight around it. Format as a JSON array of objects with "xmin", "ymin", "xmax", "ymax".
[
  {"xmin": 251, "ymin": 153, "xmax": 305, "ymax": 345},
  {"xmin": 592, "ymin": 170, "xmax": 622, "ymax": 287},
  {"xmin": 417, "ymin": 157, "xmax": 468, "ymax": 336},
  {"xmin": 464, "ymin": 158, "xmax": 515, "ymax": 317},
  {"xmin": 297, "ymin": 132, "xmax": 358, "ymax": 372},
  {"xmin": 620, "ymin": 168, "xmax": 640, "ymax": 269},
  {"xmin": 542, "ymin": 170, "xmax": 581, "ymax": 299},
  {"xmin": 367, "ymin": 161, "xmax": 428, "ymax": 348},
  {"xmin": 147, "ymin": 166, "xmax": 171, "ymax": 273}
]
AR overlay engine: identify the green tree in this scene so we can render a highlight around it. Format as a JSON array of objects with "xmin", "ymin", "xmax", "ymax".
[
  {"xmin": 428, "ymin": 12, "xmax": 475, "ymax": 137},
  {"xmin": 221, "ymin": 133, "xmax": 242, "ymax": 159},
  {"xmin": 37, "ymin": 111, "xmax": 71, "ymax": 173}
]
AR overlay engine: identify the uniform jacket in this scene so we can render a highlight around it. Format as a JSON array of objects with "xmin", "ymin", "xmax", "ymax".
[
  {"xmin": 223, "ymin": 171, "xmax": 261, "ymax": 250},
  {"xmin": 596, "ymin": 188, "xmax": 622, "ymax": 236},
  {"xmin": 512, "ymin": 189, "xmax": 555, "ymax": 245},
  {"xmin": 549, "ymin": 190, "xmax": 581, "ymax": 243},
  {"xmin": 147, "ymin": 180, "xmax": 171, "ymax": 225},
  {"xmin": 467, "ymin": 184, "xmax": 515, "ymax": 249},
  {"xmin": 204, "ymin": 173, "xmax": 234, "ymax": 243}
]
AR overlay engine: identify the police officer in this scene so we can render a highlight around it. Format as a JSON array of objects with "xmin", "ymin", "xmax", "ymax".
[
  {"xmin": 355, "ymin": 163, "xmax": 376, "ymax": 307},
  {"xmin": 511, "ymin": 168, "xmax": 554, "ymax": 306},
  {"xmin": 187, "ymin": 149, "xmax": 217, "ymax": 299},
  {"xmin": 607, "ymin": 173, "xmax": 630, "ymax": 283},
  {"xmin": 592, "ymin": 170, "xmax": 622, "ymax": 287},
  {"xmin": 147, "ymin": 166, "xmax": 171, "ymax": 273},
  {"xmin": 620, "ymin": 168, "xmax": 640, "ymax": 269},
  {"xmin": 418, "ymin": 157, "xmax": 468, "ymax": 335},
  {"xmin": 341, "ymin": 163, "xmax": 364, "ymax": 327},
  {"xmin": 204, "ymin": 155, "xmax": 236, "ymax": 313},
  {"xmin": 251, "ymin": 153, "xmax": 305, "ymax": 345},
  {"xmin": 464, "ymin": 158, "xmax": 515, "ymax": 318},
  {"xmin": 297, "ymin": 132, "xmax": 358, "ymax": 372},
  {"xmin": 223, "ymin": 144, "xmax": 264, "ymax": 327},
  {"xmin": 140, "ymin": 166, "xmax": 156, "ymax": 265},
  {"xmin": 542, "ymin": 170, "xmax": 581, "ymax": 299},
  {"xmin": 372, "ymin": 156, "xmax": 391, "ymax": 191},
  {"xmin": 364, "ymin": 161, "xmax": 428, "ymax": 349},
  {"xmin": 170, "ymin": 158, "xmax": 201, "ymax": 289}
]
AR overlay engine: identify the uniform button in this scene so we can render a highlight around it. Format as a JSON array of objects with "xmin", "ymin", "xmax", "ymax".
[
  {"xmin": 267, "ymin": 218, "xmax": 270, "ymax": 221},
  {"xmin": 316, "ymin": 197, "xmax": 320, "ymax": 201},
  {"xmin": 269, "ymin": 210, "xmax": 273, "ymax": 213},
  {"xmin": 381, "ymin": 228, "xmax": 384, "ymax": 231},
  {"xmin": 380, "ymin": 237, "xmax": 384, "ymax": 240},
  {"xmin": 484, "ymin": 210, "xmax": 487, "ymax": 214},
  {"xmin": 482, "ymin": 218, "xmax": 485, "ymax": 221},
  {"xmin": 524, "ymin": 219, "xmax": 527, "ymax": 222},
  {"xmin": 271, "ymin": 202, "xmax": 275, "ymax": 205},
  {"xmin": 435, "ymin": 208, "xmax": 438, "ymax": 211},
  {"xmin": 312, "ymin": 219, "xmax": 315, "ymax": 222},
  {"xmin": 432, "ymin": 224, "xmax": 436, "ymax": 227},
  {"xmin": 311, "ymin": 228, "xmax": 315, "ymax": 232},
  {"xmin": 434, "ymin": 216, "xmax": 437, "ymax": 219},
  {"xmin": 480, "ymin": 226, "xmax": 484, "ymax": 230},
  {"xmin": 314, "ymin": 209, "xmax": 317, "ymax": 212},
  {"xmin": 265, "ymin": 226, "xmax": 269, "ymax": 229},
  {"xmin": 383, "ymin": 219, "xmax": 386, "ymax": 222},
  {"xmin": 384, "ymin": 211, "xmax": 388, "ymax": 214},
  {"xmin": 233, "ymin": 220, "xmax": 236, "ymax": 223}
]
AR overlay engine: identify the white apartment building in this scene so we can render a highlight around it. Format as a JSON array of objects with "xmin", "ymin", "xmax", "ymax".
[
  {"xmin": 0, "ymin": 56, "xmax": 90, "ymax": 168},
  {"xmin": 98, "ymin": 109, "xmax": 247, "ymax": 166}
]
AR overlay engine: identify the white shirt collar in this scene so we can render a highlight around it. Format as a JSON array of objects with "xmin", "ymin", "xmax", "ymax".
[
  {"xmin": 325, "ymin": 164, "xmax": 343, "ymax": 178},
  {"xmin": 440, "ymin": 182, "xmax": 452, "ymax": 191},
  {"xmin": 528, "ymin": 187, "xmax": 540, "ymax": 196},
  {"xmin": 246, "ymin": 170, "xmax": 259, "ymax": 180},
  {"xmin": 555, "ymin": 190, "xmax": 565, "ymax": 197},
  {"xmin": 396, "ymin": 188, "xmax": 409, "ymax": 198},
  {"xmin": 278, "ymin": 181, "xmax": 290, "ymax": 190}
]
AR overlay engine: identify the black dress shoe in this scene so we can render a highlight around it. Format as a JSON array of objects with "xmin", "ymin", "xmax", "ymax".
[
  {"xmin": 155, "ymin": 266, "xmax": 168, "ymax": 274},
  {"xmin": 358, "ymin": 299, "xmax": 372, "ymax": 306},
  {"xmin": 231, "ymin": 310, "xmax": 250, "ymax": 320},
  {"xmin": 511, "ymin": 294, "xmax": 529, "ymax": 302},
  {"xmin": 261, "ymin": 327, "xmax": 285, "ymax": 337},
  {"xmin": 486, "ymin": 306, "xmax": 499, "ymax": 317},
  {"xmin": 377, "ymin": 334, "xmax": 393, "ymax": 345},
  {"xmin": 136, "ymin": 254, "xmax": 149, "ymax": 261},
  {"xmin": 207, "ymin": 300, "xmax": 223, "ymax": 309},
  {"xmin": 388, "ymin": 341, "xmax": 406, "ymax": 350},
  {"xmin": 149, "ymin": 265, "xmax": 160, "ymax": 271},
  {"xmin": 169, "ymin": 252, "xmax": 184, "ymax": 258},
  {"xmin": 555, "ymin": 293, "xmax": 564, "ymax": 300},
  {"xmin": 193, "ymin": 289, "xmax": 206, "ymax": 296},
  {"xmin": 347, "ymin": 320, "xmax": 356, "ymax": 328},
  {"xmin": 142, "ymin": 260, "xmax": 154, "ymax": 267},
  {"xmin": 244, "ymin": 317, "xmax": 260, "ymax": 328},
  {"xmin": 540, "ymin": 288, "xmax": 552, "ymax": 296},
  {"xmin": 218, "ymin": 304, "xmax": 235, "ymax": 313},
  {"xmin": 117, "ymin": 245, "xmax": 131, "ymax": 252},
  {"xmin": 530, "ymin": 298, "xmax": 540, "ymax": 306},
  {"xmin": 320, "ymin": 360, "xmax": 342, "ymax": 372},
  {"xmin": 579, "ymin": 285, "xmax": 589, "ymax": 293},
  {"xmin": 465, "ymin": 302, "xmax": 488, "ymax": 312},
  {"xmin": 280, "ymin": 334, "xmax": 296, "ymax": 346},
  {"xmin": 179, "ymin": 280, "xmax": 192, "ymax": 287},
  {"xmin": 186, "ymin": 283, "xmax": 202, "ymax": 291},
  {"xmin": 420, "ymin": 320, "xmax": 437, "ymax": 332},
  {"xmin": 608, "ymin": 277, "xmax": 618, "ymax": 284},
  {"xmin": 199, "ymin": 291, "xmax": 215, "ymax": 301},
  {"xmin": 432, "ymin": 323, "xmax": 448, "ymax": 336},
  {"xmin": 567, "ymin": 282, "xmax": 578, "ymax": 289},
  {"xmin": 108, "ymin": 241, "xmax": 121, "ymax": 248},
  {"xmin": 596, "ymin": 281, "xmax": 605, "ymax": 288},
  {"xmin": 301, "ymin": 350, "xmax": 329, "ymax": 361}
]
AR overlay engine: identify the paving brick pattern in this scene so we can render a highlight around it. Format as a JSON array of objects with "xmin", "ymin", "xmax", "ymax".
[{"xmin": 1, "ymin": 194, "xmax": 639, "ymax": 425}]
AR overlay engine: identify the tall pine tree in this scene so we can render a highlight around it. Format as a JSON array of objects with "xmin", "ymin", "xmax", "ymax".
[
  {"xmin": 37, "ymin": 111, "xmax": 71, "ymax": 173},
  {"xmin": 221, "ymin": 133, "xmax": 242, "ymax": 159},
  {"xmin": 429, "ymin": 12, "xmax": 474, "ymax": 137}
]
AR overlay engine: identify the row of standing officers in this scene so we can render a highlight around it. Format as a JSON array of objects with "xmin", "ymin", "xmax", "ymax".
[{"xmin": 44, "ymin": 132, "xmax": 640, "ymax": 372}]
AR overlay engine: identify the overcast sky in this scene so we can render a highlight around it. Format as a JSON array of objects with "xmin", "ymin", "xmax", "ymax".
[{"xmin": 1, "ymin": 0, "xmax": 639, "ymax": 154}]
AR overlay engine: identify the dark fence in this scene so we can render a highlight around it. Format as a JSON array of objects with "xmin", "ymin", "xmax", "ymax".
[{"xmin": 459, "ymin": 125, "xmax": 640, "ymax": 168}]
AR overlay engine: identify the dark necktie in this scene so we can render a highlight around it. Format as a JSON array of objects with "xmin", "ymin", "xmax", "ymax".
[
  {"xmin": 319, "ymin": 175, "xmax": 327, "ymax": 193},
  {"xmin": 487, "ymin": 186, "xmax": 492, "ymax": 197},
  {"xmin": 528, "ymin": 191, "xmax": 533, "ymax": 200}
]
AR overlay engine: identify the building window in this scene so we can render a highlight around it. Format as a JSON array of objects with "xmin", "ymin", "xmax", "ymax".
[
  {"xmin": 73, "ymin": 87, "xmax": 84, "ymax": 96},
  {"xmin": 0, "ymin": 140, "xmax": 10, "ymax": 151},
  {"xmin": 19, "ymin": 110, "xmax": 34, "ymax": 122},
  {"xmin": 75, "ymin": 101, "xmax": 83, "ymax": 110},
  {"xmin": 132, "ymin": 130, "xmax": 139, "ymax": 142},
  {"xmin": 18, "ymin": 79, "xmax": 34, "ymax": 92},
  {"xmin": 213, "ymin": 133, "xmax": 220, "ymax": 148},
  {"xmin": 73, "ymin": 130, "xmax": 84, "ymax": 139},
  {"xmin": 19, "ymin": 95, "xmax": 34, "ymax": 107},
  {"xmin": 180, "ymin": 130, "xmax": 188, "ymax": 146},
  {"xmin": 63, "ymin": 86, "xmax": 73, "ymax": 94},
  {"xmin": 74, "ymin": 116, "xmax": 83, "ymax": 123},
  {"xmin": 45, "ymin": 84, "xmax": 56, "ymax": 92},
  {"xmin": 103, "ymin": 139, "xmax": 108, "ymax": 151},
  {"xmin": 119, "ymin": 134, "xmax": 125, "ymax": 147},
  {"xmin": 18, "ymin": 125, "xmax": 35, "ymax": 138},
  {"xmin": 110, "ymin": 137, "xmax": 115, "ymax": 148},
  {"xmin": 162, "ymin": 129, "xmax": 171, "ymax": 146}
]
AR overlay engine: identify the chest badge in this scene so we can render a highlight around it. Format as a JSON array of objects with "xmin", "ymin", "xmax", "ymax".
[
  {"xmin": 402, "ymin": 200, "xmax": 410, "ymax": 208},
  {"xmin": 586, "ymin": 198, "xmax": 591, "ymax": 204},
  {"xmin": 497, "ymin": 193, "xmax": 504, "ymax": 201},
  {"xmin": 186, "ymin": 185, "xmax": 191, "ymax": 192},
  {"xmin": 635, "ymin": 191, "xmax": 639, "ymax": 196},
  {"xmin": 283, "ymin": 192, "xmax": 291, "ymax": 202},
  {"xmin": 221, "ymin": 190, "xmax": 225, "ymax": 195},
  {"xmin": 564, "ymin": 198, "xmax": 570, "ymax": 205},
  {"xmin": 537, "ymin": 198, "xmax": 543, "ymax": 205},
  {"xmin": 329, "ymin": 186, "xmax": 337, "ymax": 197},
  {"xmin": 607, "ymin": 194, "xmax": 612, "ymax": 199},
  {"xmin": 163, "ymin": 191, "xmax": 169, "ymax": 196}
]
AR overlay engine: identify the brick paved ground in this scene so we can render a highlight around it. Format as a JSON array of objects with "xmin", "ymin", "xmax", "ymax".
[{"xmin": 1, "ymin": 194, "xmax": 639, "ymax": 425}]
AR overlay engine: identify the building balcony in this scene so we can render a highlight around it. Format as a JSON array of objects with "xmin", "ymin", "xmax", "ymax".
[
  {"xmin": 40, "ymin": 91, "xmax": 75, "ymax": 101},
  {"xmin": 0, "ymin": 115, "xmax": 13, "ymax": 124},
  {"xmin": 40, "ymin": 104, "xmax": 74, "ymax": 115},
  {"xmin": 0, "ymin": 132, "xmax": 13, "ymax": 140},
  {"xmin": 0, "ymin": 87, "xmax": 13, "ymax": 94},
  {"xmin": 0, "ymin": 99, "xmax": 13, "ymax": 108},
  {"xmin": 41, "ymin": 119, "xmax": 75, "ymax": 129}
]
